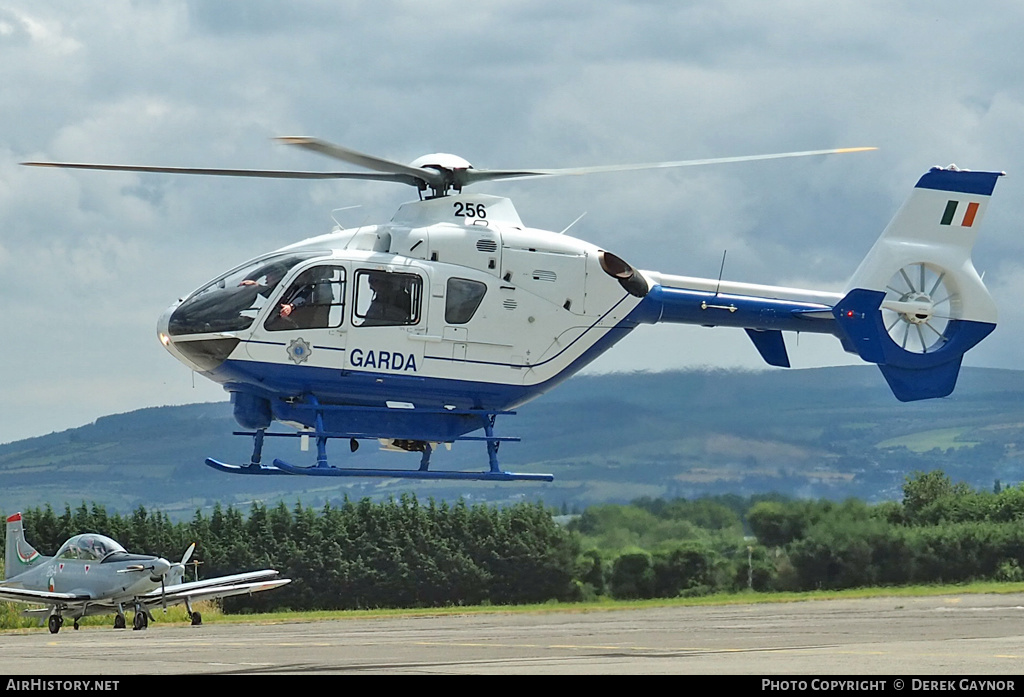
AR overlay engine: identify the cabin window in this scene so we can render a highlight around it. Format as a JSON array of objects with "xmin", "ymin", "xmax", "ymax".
[
  {"xmin": 445, "ymin": 278, "xmax": 487, "ymax": 324},
  {"xmin": 352, "ymin": 270, "xmax": 422, "ymax": 327},
  {"xmin": 265, "ymin": 265, "xmax": 347, "ymax": 331}
]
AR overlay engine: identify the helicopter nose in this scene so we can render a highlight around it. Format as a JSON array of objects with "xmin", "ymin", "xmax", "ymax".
[
  {"xmin": 156, "ymin": 303, "xmax": 202, "ymax": 370},
  {"xmin": 156, "ymin": 303, "xmax": 175, "ymax": 349}
]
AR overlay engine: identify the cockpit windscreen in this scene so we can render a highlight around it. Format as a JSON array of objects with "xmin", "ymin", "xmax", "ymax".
[{"xmin": 168, "ymin": 252, "xmax": 324, "ymax": 336}]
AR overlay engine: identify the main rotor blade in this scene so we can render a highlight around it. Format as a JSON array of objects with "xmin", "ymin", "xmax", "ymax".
[
  {"xmin": 459, "ymin": 146, "xmax": 877, "ymax": 186},
  {"xmin": 21, "ymin": 161, "xmax": 423, "ymax": 185},
  {"xmin": 276, "ymin": 137, "xmax": 446, "ymax": 189},
  {"xmin": 24, "ymin": 142, "xmax": 876, "ymax": 196}
]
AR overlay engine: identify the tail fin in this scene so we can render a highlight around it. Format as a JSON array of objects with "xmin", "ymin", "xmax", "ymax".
[
  {"xmin": 5, "ymin": 513, "xmax": 45, "ymax": 580},
  {"xmin": 833, "ymin": 166, "xmax": 1003, "ymax": 401}
]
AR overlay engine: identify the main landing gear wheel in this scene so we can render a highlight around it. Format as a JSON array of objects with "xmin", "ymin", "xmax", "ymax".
[
  {"xmin": 48, "ymin": 615, "xmax": 63, "ymax": 634},
  {"xmin": 882, "ymin": 262, "xmax": 957, "ymax": 354},
  {"xmin": 190, "ymin": 611, "xmax": 202, "ymax": 626},
  {"xmin": 132, "ymin": 612, "xmax": 148, "ymax": 631},
  {"xmin": 114, "ymin": 614, "xmax": 126, "ymax": 629}
]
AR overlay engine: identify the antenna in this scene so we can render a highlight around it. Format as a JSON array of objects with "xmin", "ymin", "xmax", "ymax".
[
  {"xmin": 715, "ymin": 250, "xmax": 728, "ymax": 296},
  {"xmin": 330, "ymin": 205, "xmax": 362, "ymax": 230}
]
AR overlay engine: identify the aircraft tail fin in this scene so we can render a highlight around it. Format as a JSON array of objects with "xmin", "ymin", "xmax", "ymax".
[
  {"xmin": 5, "ymin": 513, "xmax": 45, "ymax": 579},
  {"xmin": 833, "ymin": 166, "xmax": 1003, "ymax": 401}
]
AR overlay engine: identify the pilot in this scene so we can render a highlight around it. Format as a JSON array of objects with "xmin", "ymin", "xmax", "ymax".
[
  {"xmin": 87, "ymin": 537, "xmax": 107, "ymax": 558},
  {"xmin": 278, "ymin": 268, "xmax": 324, "ymax": 319},
  {"xmin": 265, "ymin": 267, "xmax": 331, "ymax": 329}
]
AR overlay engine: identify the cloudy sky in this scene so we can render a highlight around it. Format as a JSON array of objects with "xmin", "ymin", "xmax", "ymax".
[{"xmin": 2, "ymin": 1, "xmax": 1023, "ymax": 444}]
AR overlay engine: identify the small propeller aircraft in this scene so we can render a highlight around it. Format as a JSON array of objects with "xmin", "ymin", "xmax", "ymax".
[
  {"xmin": 0, "ymin": 512, "xmax": 290, "ymax": 633},
  {"xmin": 23, "ymin": 139, "xmax": 1004, "ymax": 482}
]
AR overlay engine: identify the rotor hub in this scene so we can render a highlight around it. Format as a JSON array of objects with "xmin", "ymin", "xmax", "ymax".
[
  {"xmin": 899, "ymin": 291, "xmax": 934, "ymax": 324},
  {"xmin": 881, "ymin": 262, "xmax": 957, "ymax": 354}
]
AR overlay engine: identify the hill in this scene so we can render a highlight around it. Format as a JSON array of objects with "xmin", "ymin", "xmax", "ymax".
[{"xmin": 2, "ymin": 366, "xmax": 1024, "ymax": 518}]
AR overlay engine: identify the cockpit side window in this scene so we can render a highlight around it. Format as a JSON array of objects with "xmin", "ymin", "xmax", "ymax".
[
  {"xmin": 265, "ymin": 265, "xmax": 347, "ymax": 331},
  {"xmin": 445, "ymin": 278, "xmax": 487, "ymax": 324},
  {"xmin": 352, "ymin": 270, "xmax": 422, "ymax": 327},
  {"xmin": 167, "ymin": 252, "xmax": 323, "ymax": 336}
]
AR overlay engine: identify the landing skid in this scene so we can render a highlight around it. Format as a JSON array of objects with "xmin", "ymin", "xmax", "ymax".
[
  {"xmin": 205, "ymin": 458, "xmax": 291, "ymax": 475},
  {"xmin": 205, "ymin": 457, "xmax": 551, "ymax": 481},
  {"xmin": 270, "ymin": 460, "xmax": 553, "ymax": 481},
  {"xmin": 205, "ymin": 404, "xmax": 554, "ymax": 482}
]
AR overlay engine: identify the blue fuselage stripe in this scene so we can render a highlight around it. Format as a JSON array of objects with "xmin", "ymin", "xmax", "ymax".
[{"xmin": 208, "ymin": 297, "xmax": 648, "ymax": 413}]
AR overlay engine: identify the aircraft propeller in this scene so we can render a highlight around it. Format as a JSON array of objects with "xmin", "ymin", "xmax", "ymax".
[
  {"xmin": 167, "ymin": 543, "xmax": 195, "ymax": 587},
  {"xmin": 152, "ymin": 544, "xmax": 196, "ymax": 609}
]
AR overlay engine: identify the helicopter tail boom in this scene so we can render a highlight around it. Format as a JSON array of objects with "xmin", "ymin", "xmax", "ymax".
[{"xmin": 633, "ymin": 166, "xmax": 1002, "ymax": 401}]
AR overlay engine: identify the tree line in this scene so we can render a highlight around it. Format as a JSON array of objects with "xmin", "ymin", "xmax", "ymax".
[
  {"xmin": 3, "ymin": 470, "xmax": 1024, "ymax": 615},
  {"xmin": 2, "ymin": 496, "xmax": 580, "ymax": 611},
  {"xmin": 571, "ymin": 471, "xmax": 1024, "ymax": 597}
]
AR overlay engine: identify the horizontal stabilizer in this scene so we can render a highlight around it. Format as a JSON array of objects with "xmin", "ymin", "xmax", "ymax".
[{"xmin": 745, "ymin": 329, "xmax": 790, "ymax": 367}]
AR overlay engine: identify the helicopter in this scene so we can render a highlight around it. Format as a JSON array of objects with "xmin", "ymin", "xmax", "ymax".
[{"xmin": 24, "ymin": 139, "xmax": 1003, "ymax": 482}]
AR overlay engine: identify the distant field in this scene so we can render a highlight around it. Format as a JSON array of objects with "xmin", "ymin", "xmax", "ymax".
[{"xmin": 875, "ymin": 427, "xmax": 980, "ymax": 453}]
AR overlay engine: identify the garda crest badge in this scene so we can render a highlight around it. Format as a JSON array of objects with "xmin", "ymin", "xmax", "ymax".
[{"xmin": 287, "ymin": 338, "xmax": 312, "ymax": 365}]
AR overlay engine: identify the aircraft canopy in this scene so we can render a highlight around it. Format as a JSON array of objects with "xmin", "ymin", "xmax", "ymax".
[{"xmin": 55, "ymin": 534, "xmax": 126, "ymax": 562}]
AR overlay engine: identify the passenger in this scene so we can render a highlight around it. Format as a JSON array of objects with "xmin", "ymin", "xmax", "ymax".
[{"xmin": 364, "ymin": 273, "xmax": 412, "ymax": 324}]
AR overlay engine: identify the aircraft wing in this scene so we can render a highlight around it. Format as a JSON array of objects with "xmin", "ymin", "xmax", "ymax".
[
  {"xmin": 146, "ymin": 579, "xmax": 292, "ymax": 607},
  {"xmin": 136, "ymin": 570, "xmax": 290, "ymax": 611},
  {"xmin": 137, "ymin": 569, "xmax": 283, "ymax": 599},
  {"xmin": 0, "ymin": 586, "xmax": 92, "ymax": 604}
]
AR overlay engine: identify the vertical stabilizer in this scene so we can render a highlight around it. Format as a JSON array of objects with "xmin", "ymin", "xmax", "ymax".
[
  {"xmin": 5, "ymin": 513, "xmax": 45, "ymax": 580},
  {"xmin": 834, "ymin": 166, "xmax": 1002, "ymax": 401}
]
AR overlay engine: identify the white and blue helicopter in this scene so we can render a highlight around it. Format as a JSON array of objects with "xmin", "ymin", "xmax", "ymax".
[{"xmin": 25, "ymin": 140, "xmax": 1003, "ymax": 482}]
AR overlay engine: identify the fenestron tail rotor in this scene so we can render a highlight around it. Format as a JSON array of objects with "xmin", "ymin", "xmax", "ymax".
[
  {"xmin": 23, "ymin": 138, "xmax": 876, "ymax": 198},
  {"xmin": 881, "ymin": 262, "xmax": 958, "ymax": 354}
]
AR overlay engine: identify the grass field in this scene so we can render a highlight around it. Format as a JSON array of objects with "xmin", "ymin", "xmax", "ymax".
[{"xmin": 875, "ymin": 428, "xmax": 981, "ymax": 452}]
